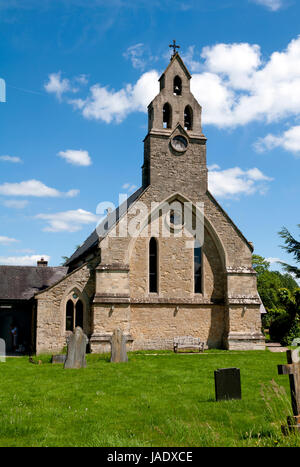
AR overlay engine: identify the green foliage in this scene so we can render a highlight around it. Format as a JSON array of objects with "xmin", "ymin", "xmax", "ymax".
[
  {"xmin": 252, "ymin": 255, "xmax": 298, "ymax": 312},
  {"xmin": 252, "ymin": 254, "xmax": 270, "ymax": 276},
  {"xmin": 252, "ymin": 253, "xmax": 299, "ymax": 343},
  {"xmin": 269, "ymin": 313, "xmax": 291, "ymax": 343},
  {"xmin": 278, "ymin": 225, "xmax": 300, "ymax": 279},
  {"xmin": 281, "ymin": 317, "xmax": 300, "ymax": 346},
  {"xmin": 261, "ymin": 307, "xmax": 285, "ymax": 329},
  {"xmin": 267, "ymin": 287, "xmax": 300, "ymax": 344}
]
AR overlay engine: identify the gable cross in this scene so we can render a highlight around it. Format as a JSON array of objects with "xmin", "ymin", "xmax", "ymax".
[
  {"xmin": 169, "ymin": 40, "xmax": 180, "ymax": 58},
  {"xmin": 278, "ymin": 348, "xmax": 300, "ymax": 432}
]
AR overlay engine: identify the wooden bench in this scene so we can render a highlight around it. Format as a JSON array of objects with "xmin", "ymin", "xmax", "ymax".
[{"xmin": 173, "ymin": 336, "xmax": 205, "ymax": 353}]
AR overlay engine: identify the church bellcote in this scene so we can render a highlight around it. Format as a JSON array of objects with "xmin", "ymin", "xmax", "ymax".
[{"xmin": 142, "ymin": 42, "xmax": 208, "ymax": 196}]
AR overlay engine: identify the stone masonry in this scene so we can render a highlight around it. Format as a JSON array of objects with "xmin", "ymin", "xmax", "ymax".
[{"xmin": 35, "ymin": 52, "xmax": 265, "ymax": 354}]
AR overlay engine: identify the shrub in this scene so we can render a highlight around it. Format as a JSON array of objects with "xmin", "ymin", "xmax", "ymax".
[
  {"xmin": 281, "ymin": 317, "xmax": 300, "ymax": 346},
  {"xmin": 269, "ymin": 313, "xmax": 291, "ymax": 343}
]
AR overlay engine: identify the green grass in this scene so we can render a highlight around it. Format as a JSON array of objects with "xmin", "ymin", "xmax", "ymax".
[{"xmin": 0, "ymin": 350, "xmax": 299, "ymax": 447}]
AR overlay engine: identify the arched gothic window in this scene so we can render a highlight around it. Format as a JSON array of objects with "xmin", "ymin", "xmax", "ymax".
[
  {"xmin": 184, "ymin": 105, "xmax": 193, "ymax": 130},
  {"xmin": 75, "ymin": 300, "xmax": 84, "ymax": 329},
  {"xmin": 173, "ymin": 76, "xmax": 182, "ymax": 96},
  {"xmin": 65, "ymin": 296, "xmax": 84, "ymax": 331},
  {"xmin": 66, "ymin": 300, "xmax": 74, "ymax": 331},
  {"xmin": 194, "ymin": 240, "xmax": 202, "ymax": 294},
  {"xmin": 149, "ymin": 237, "xmax": 158, "ymax": 293},
  {"xmin": 163, "ymin": 103, "xmax": 172, "ymax": 129}
]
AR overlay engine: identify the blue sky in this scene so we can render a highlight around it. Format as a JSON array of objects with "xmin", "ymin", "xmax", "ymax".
[{"xmin": 0, "ymin": 0, "xmax": 299, "ymax": 271}]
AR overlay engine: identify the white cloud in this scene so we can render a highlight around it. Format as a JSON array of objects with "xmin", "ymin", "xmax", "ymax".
[
  {"xmin": 2, "ymin": 199, "xmax": 29, "ymax": 209},
  {"xmin": 0, "ymin": 180, "xmax": 79, "ymax": 197},
  {"xmin": 254, "ymin": 125, "xmax": 300, "ymax": 156},
  {"xmin": 251, "ymin": 0, "xmax": 284, "ymax": 11},
  {"xmin": 0, "ymin": 236, "xmax": 18, "ymax": 245},
  {"xmin": 123, "ymin": 43, "xmax": 146, "ymax": 70},
  {"xmin": 44, "ymin": 72, "xmax": 72, "ymax": 100},
  {"xmin": 188, "ymin": 36, "xmax": 300, "ymax": 128},
  {"xmin": 48, "ymin": 36, "xmax": 300, "ymax": 131},
  {"xmin": 69, "ymin": 70, "xmax": 159, "ymax": 123},
  {"xmin": 58, "ymin": 149, "xmax": 92, "ymax": 166},
  {"xmin": 181, "ymin": 46, "xmax": 203, "ymax": 72},
  {"xmin": 122, "ymin": 183, "xmax": 137, "ymax": 193},
  {"xmin": 36, "ymin": 209, "xmax": 98, "ymax": 232},
  {"xmin": 208, "ymin": 165, "xmax": 273, "ymax": 198},
  {"xmin": 207, "ymin": 164, "xmax": 221, "ymax": 170},
  {"xmin": 74, "ymin": 74, "xmax": 89, "ymax": 85},
  {"xmin": 266, "ymin": 257, "xmax": 282, "ymax": 264},
  {"xmin": 0, "ymin": 255, "xmax": 50, "ymax": 266},
  {"xmin": 0, "ymin": 155, "xmax": 22, "ymax": 163},
  {"xmin": 201, "ymin": 43, "xmax": 261, "ymax": 90}
]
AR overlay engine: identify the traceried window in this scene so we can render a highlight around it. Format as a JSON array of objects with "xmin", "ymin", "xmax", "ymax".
[
  {"xmin": 149, "ymin": 237, "xmax": 158, "ymax": 293},
  {"xmin": 184, "ymin": 105, "xmax": 193, "ymax": 130},
  {"xmin": 173, "ymin": 76, "xmax": 182, "ymax": 96},
  {"xmin": 194, "ymin": 240, "xmax": 202, "ymax": 294},
  {"xmin": 163, "ymin": 103, "xmax": 172, "ymax": 129},
  {"xmin": 66, "ymin": 298, "xmax": 84, "ymax": 331}
]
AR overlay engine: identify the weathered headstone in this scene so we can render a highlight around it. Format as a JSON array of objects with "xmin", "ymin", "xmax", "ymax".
[
  {"xmin": 64, "ymin": 327, "xmax": 88, "ymax": 369},
  {"xmin": 278, "ymin": 348, "xmax": 300, "ymax": 432},
  {"xmin": 110, "ymin": 328, "xmax": 128, "ymax": 363},
  {"xmin": 51, "ymin": 354, "xmax": 66, "ymax": 364},
  {"xmin": 214, "ymin": 367, "xmax": 241, "ymax": 401},
  {"xmin": 291, "ymin": 338, "xmax": 300, "ymax": 347}
]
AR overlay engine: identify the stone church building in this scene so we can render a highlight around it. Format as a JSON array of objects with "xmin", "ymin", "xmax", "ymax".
[{"xmin": 0, "ymin": 51, "xmax": 265, "ymax": 354}]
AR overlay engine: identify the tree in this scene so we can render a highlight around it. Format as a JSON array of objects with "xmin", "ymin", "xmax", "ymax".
[
  {"xmin": 270, "ymin": 287, "xmax": 300, "ymax": 345},
  {"xmin": 278, "ymin": 225, "xmax": 300, "ymax": 279},
  {"xmin": 252, "ymin": 254, "xmax": 270, "ymax": 276},
  {"xmin": 252, "ymin": 254, "xmax": 297, "ymax": 310}
]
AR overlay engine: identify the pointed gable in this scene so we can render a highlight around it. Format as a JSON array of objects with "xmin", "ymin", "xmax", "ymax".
[{"xmin": 159, "ymin": 52, "xmax": 192, "ymax": 83}]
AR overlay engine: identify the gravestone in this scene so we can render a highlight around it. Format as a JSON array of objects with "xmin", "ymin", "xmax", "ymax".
[
  {"xmin": 110, "ymin": 328, "xmax": 128, "ymax": 363},
  {"xmin": 278, "ymin": 348, "xmax": 300, "ymax": 432},
  {"xmin": 51, "ymin": 354, "xmax": 66, "ymax": 364},
  {"xmin": 64, "ymin": 327, "xmax": 88, "ymax": 369},
  {"xmin": 214, "ymin": 367, "xmax": 241, "ymax": 401},
  {"xmin": 291, "ymin": 338, "xmax": 300, "ymax": 347}
]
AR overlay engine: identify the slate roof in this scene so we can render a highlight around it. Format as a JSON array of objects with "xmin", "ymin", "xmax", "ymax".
[
  {"xmin": 0, "ymin": 266, "xmax": 68, "ymax": 300},
  {"xmin": 65, "ymin": 186, "xmax": 145, "ymax": 266}
]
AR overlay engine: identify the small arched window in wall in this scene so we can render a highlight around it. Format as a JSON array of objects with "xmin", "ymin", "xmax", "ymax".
[
  {"xmin": 184, "ymin": 105, "xmax": 193, "ymax": 130},
  {"xmin": 163, "ymin": 103, "xmax": 172, "ymax": 129},
  {"xmin": 66, "ymin": 300, "xmax": 74, "ymax": 331},
  {"xmin": 194, "ymin": 240, "xmax": 202, "ymax": 294},
  {"xmin": 75, "ymin": 300, "xmax": 84, "ymax": 328},
  {"xmin": 149, "ymin": 237, "xmax": 158, "ymax": 293},
  {"xmin": 173, "ymin": 76, "xmax": 182, "ymax": 96}
]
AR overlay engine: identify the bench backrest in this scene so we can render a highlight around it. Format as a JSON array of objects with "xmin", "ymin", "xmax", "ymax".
[{"xmin": 174, "ymin": 336, "xmax": 201, "ymax": 345}]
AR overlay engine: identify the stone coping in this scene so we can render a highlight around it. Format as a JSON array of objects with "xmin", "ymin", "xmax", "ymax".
[
  {"xmin": 227, "ymin": 296, "xmax": 261, "ymax": 305},
  {"xmin": 228, "ymin": 332, "xmax": 265, "ymax": 340},
  {"xmin": 96, "ymin": 263, "xmax": 130, "ymax": 272},
  {"xmin": 93, "ymin": 295, "xmax": 261, "ymax": 306},
  {"xmin": 226, "ymin": 267, "xmax": 256, "ymax": 274},
  {"xmin": 93, "ymin": 293, "xmax": 130, "ymax": 304},
  {"xmin": 93, "ymin": 295, "xmax": 225, "ymax": 305}
]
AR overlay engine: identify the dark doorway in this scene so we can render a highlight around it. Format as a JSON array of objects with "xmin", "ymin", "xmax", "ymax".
[{"xmin": 0, "ymin": 302, "xmax": 33, "ymax": 354}]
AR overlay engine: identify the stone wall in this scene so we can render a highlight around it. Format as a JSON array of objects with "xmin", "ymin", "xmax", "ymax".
[
  {"xmin": 130, "ymin": 304, "xmax": 225, "ymax": 350},
  {"xmin": 36, "ymin": 261, "xmax": 96, "ymax": 354}
]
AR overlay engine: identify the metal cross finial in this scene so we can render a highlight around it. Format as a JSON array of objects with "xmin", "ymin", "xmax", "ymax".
[{"xmin": 169, "ymin": 40, "xmax": 180, "ymax": 58}]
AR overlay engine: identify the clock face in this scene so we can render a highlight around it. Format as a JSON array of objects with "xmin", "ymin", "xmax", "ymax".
[{"xmin": 171, "ymin": 135, "xmax": 188, "ymax": 153}]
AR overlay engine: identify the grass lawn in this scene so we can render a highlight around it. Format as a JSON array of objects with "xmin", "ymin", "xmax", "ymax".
[{"xmin": 0, "ymin": 349, "xmax": 299, "ymax": 447}]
